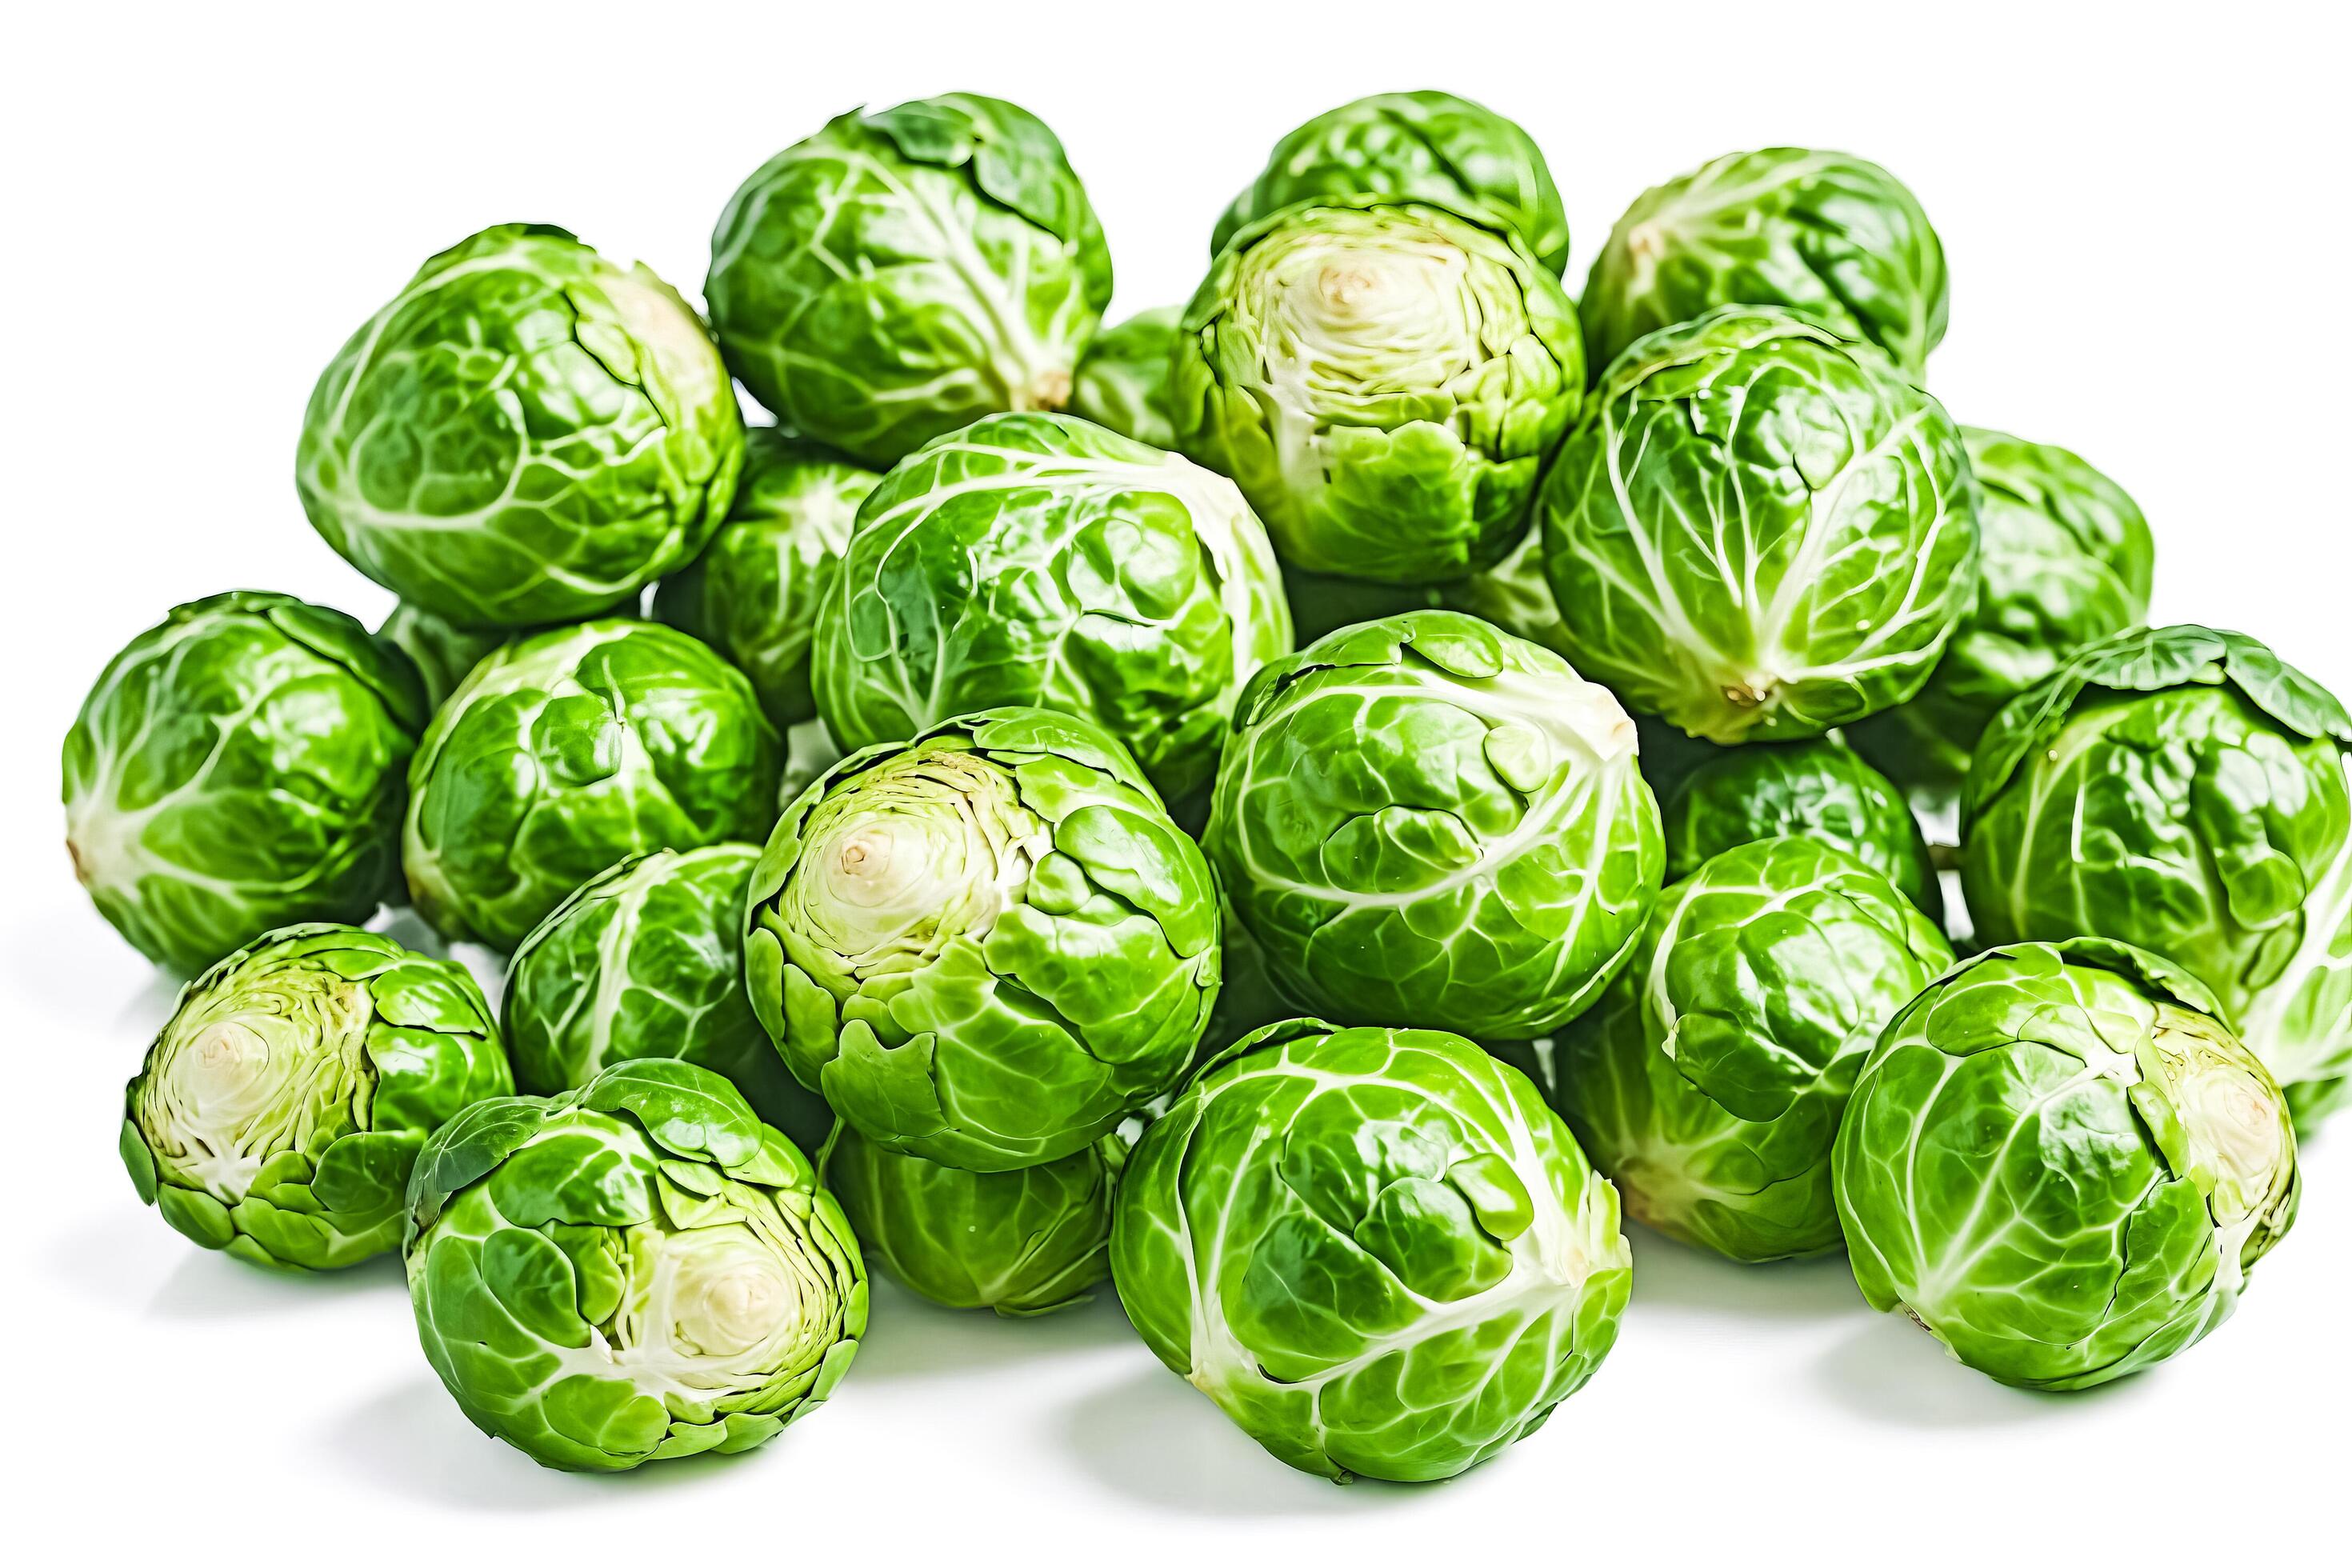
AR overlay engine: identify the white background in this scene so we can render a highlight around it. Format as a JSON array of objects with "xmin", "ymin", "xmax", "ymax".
[{"xmin": 6, "ymin": 2, "xmax": 2347, "ymax": 1562}]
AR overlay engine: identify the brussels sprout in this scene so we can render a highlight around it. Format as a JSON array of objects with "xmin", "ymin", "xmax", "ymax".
[
  {"xmin": 707, "ymin": 94, "xmax": 1111, "ymax": 466},
  {"xmin": 1112, "ymin": 1019, "xmax": 1630, "ymax": 1482},
  {"xmin": 1540, "ymin": 307, "xmax": 1978, "ymax": 743},
  {"xmin": 1961, "ymin": 626, "xmax": 2352, "ymax": 1125},
  {"xmin": 1558, "ymin": 838, "xmax": 1952, "ymax": 1261},
  {"xmin": 652, "ymin": 430, "xmax": 878, "ymax": 729},
  {"xmin": 824, "ymin": 1126, "xmax": 1118, "ymax": 1316},
  {"xmin": 813, "ymin": 413, "xmax": 1290, "ymax": 803},
  {"xmin": 378, "ymin": 603, "xmax": 510, "ymax": 712},
  {"xmin": 404, "ymin": 619, "xmax": 782, "ymax": 951},
  {"xmin": 121, "ymin": 924, "xmax": 509, "ymax": 1269},
  {"xmin": 746, "ymin": 708, "xmax": 1219, "ymax": 1171},
  {"xmin": 1662, "ymin": 739, "xmax": 1941, "ymax": 920},
  {"xmin": 1207, "ymin": 610, "xmax": 1662, "ymax": 1038},
  {"xmin": 1213, "ymin": 90, "xmax": 1570, "ymax": 274},
  {"xmin": 1170, "ymin": 197, "xmax": 1583, "ymax": 584},
  {"xmin": 65, "ymin": 592, "xmax": 426, "ymax": 974},
  {"xmin": 1833, "ymin": 940, "xmax": 2299, "ymax": 1390},
  {"xmin": 406, "ymin": 1059, "xmax": 864, "ymax": 1471},
  {"xmin": 1068, "ymin": 306, "xmax": 1182, "ymax": 450},
  {"xmin": 1850, "ymin": 426, "xmax": 2154, "ymax": 799},
  {"xmin": 1434, "ymin": 526, "xmax": 1573, "ymax": 656},
  {"xmin": 297, "ymin": 224, "xmax": 742, "ymax": 627},
  {"xmin": 1580, "ymin": 148, "xmax": 1946, "ymax": 380},
  {"xmin": 502, "ymin": 846, "xmax": 829, "ymax": 1150}
]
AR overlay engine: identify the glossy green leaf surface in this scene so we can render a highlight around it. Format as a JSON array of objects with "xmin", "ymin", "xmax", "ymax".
[
  {"xmin": 1112, "ymin": 1020, "xmax": 1630, "ymax": 1482},
  {"xmin": 1068, "ymin": 306, "xmax": 1182, "ymax": 450},
  {"xmin": 122, "ymin": 923, "xmax": 510, "ymax": 1269},
  {"xmin": 653, "ymin": 430, "xmax": 878, "ymax": 729},
  {"xmin": 502, "ymin": 846, "xmax": 830, "ymax": 1150},
  {"xmin": 707, "ymin": 94, "xmax": 1111, "ymax": 466},
  {"xmin": 1581, "ymin": 148, "xmax": 1946, "ymax": 379},
  {"xmin": 1961, "ymin": 626, "xmax": 2352, "ymax": 1125},
  {"xmin": 1850, "ymin": 426, "xmax": 2154, "ymax": 800},
  {"xmin": 1540, "ymin": 307, "xmax": 1978, "ymax": 742},
  {"xmin": 1832, "ymin": 940, "xmax": 2300, "ymax": 1389},
  {"xmin": 1558, "ymin": 838, "xmax": 1952, "ymax": 1261},
  {"xmin": 405, "ymin": 1058, "xmax": 864, "ymax": 1471},
  {"xmin": 824, "ymin": 1126, "xmax": 1117, "ymax": 1315},
  {"xmin": 65, "ymin": 592, "xmax": 426, "ymax": 974},
  {"xmin": 297, "ymin": 224, "xmax": 742, "ymax": 626},
  {"xmin": 746, "ymin": 708, "xmax": 1218, "ymax": 1170},
  {"xmin": 1171, "ymin": 198, "xmax": 1583, "ymax": 584},
  {"xmin": 1212, "ymin": 90, "xmax": 1569, "ymax": 274},
  {"xmin": 814, "ymin": 412, "xmax": 1290, "ymax": 802},
  {"xmin": 404, "ymin": 620, "xmax": 782, "ymax": 951},
  {"xmin": 1206, "ymin": 610, "xmax": 1662, "ymax": 1038},
  {"xmin": 1662, "ymin": 739, "xmax": 1942, "ymax": 920}
]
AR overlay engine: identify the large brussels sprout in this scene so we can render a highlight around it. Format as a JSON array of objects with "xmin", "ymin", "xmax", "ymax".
[
  {"xmin": 1206, "ymin": 611, "xmax": 1662, "ymax": 1038},
  {"xmin": 1170, "ymin": 197, "xmax": 1583, "ymax": 584},
  {"xmin": 121, "ymin": 925, "xmax": 509, "ymax": 1270},
  {"xmin": 1540, "ymin": 307, "xmax": 1978, "ymax": 743},
  {"xmin": 1961, "ymin": 626, "xmax": 2352, "ymax": 1125},
  {"xmin": 404, "ymin": 619, "xmax": 782, "ymax": 951},
  {"xmin": 652, "ymin": 430, "xmax": 878, "ymax": 729},
  {"xmin": 297, "ymin": 225, "xmax": 742, "ymax": 627},
  {"xmin": 1212, "ymin": 90, "xmax": 1570, "ymax": 274},
  {"xmin": 502, "ymin": 846, "xmax": 828, "ymax": 1150},
  {"xmin": 824, "ymin": 1126, "xmax": 1118, "ymax": 1316},
  {"xmin": 1113, "ymin": 1019, "xmax": 1630, "ymax": 1482},
  {"xmin": 746, "ymin": 708, "xmax": 1219, "ymax": 1171},
  {"xmin": 1068, "ymin": 306, "xmax": 1182, "ymax": 450},
  {"xmin": 1558, "ymin": 838, "xmax": 1953, "ymax": 1262},
  {"xmin": 1833, "ymin": 940, "xmax": 2299, "ymax": 1390},
  {"xmin": 1662, "ymin": 739, "xmax": 1941, "ymax": 920},
  {"xmin": 66, "ymin": 592, "xmax": 426, "ymax": 974},
  {"xmin": 813, "ymin": 413, "xmax": 1290, "ymax": 804},
  {"xmin": 707, "ymin": 94, "xmax": 1111, "ymax": 467},
  {"xmin": 406, "ymin": 1059, "xmax": 864, "ymax": 1471},
  {"xmin": 1850, "ymin": 426, "xmax": 2154, "ymax": 799},
  {"xmin": 1580, "ymin": 148, "xmax": 1946, "ymax": 380}
]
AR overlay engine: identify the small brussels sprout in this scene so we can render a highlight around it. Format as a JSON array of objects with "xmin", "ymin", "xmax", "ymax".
[
  {"xmin": 297, "ymin": 224, "xmax": 742, "ymax": 627},
  {"xmin": 1213, "ymin": 90, "xmax": 1570, "ymax": 274},
  {"xmin": 1206, "ymin": 611, "xmax": 1662, "ymax": 1038},
  {"xmin": 746, "ymin": 708, "xmax": 1219, "ymax": 1171},
  {"xmin": 1068, "ymin": 306, "xmax": 1182, "ymax": 450},
  {"xmin": 652, "ymin": 430, "xmax": 878, "ymax": 729},
  {"xmin": 404, "ymin": 619, "xmax": 782, "ymax": 951},
  {"xmin": 1435, "ymin": 526, "xmax": 1573, "ymax": 656},
  {"xmin": 1541, "ymin": 307, "xmax": 1978, "ymax": 742},
  {"xmin": 824, "ymin": 1126, "xmax": 1118, "ymax": 1316},
  {"xmin": 1113, "ymin": 1019, "xmax": 1630, "ymax": 1482},
  {"xmin": 1833, "ymin": 940, "xmax": 2299, "ymax": 1390},
  {"xmin": 1581, "ymin": 148, "xmax": 1946, "ymax": 380},
  {"xmin": 1961, "ymin": 626, "xmax": 2352, "ymax": 1126},
  {"xmin": 406, "ymin": 1059, "xmax": 864, "ymax": 1471},
  {"xmin": 1558, "ymin": 838, "xmax": 1953, "ymax": 1262},
  {"xmin": 1662, "ymin": 739, "xmax": 1942, "ymax": 920},
  {"xmin": 502, "ymin": 846, "xmax": 829, "ymax": 1150},
  {"xmin": 1850, "ymin": 426, "xmax": 2154, "ymax": 799},
  {"xmin": 121, "ymin": 924, "xmax": 509, "ymax": 1269},
  {"xmin": 707, "ymin": 94, "xmax": 1111, "ymax": 466},
  {"xmin": 813, "ymin": 412, "xmax": 1290, "ymax": 803},
  {"xmin": 65, "ymin": 592, "xmax": 426, "ymax": 974},
  {"xmin": 1170, "ymin": 197, "xmax": 1583, "ymax": 584},
  {"xmin": 378, "ymin": 603, "xmax": 510, "ymax": 712}
]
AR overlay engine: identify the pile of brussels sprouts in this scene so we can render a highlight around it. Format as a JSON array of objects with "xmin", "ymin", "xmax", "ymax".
[{"xmin": 67, "ymin": 88, "xmax": 2346, "ymax": 1485}]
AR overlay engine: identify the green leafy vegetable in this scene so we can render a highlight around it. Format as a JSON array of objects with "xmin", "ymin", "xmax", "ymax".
[{"xmin": 1661, "ymin": 739, "xmax": 1942, "ymax": 919}]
